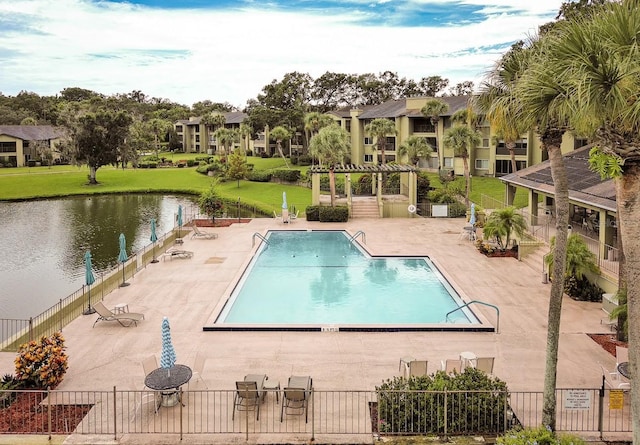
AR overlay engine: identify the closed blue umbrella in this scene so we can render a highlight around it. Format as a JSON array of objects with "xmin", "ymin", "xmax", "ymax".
[
  {"xmin": 177, "ymin": 205, "xmax": 183, "ymax": 238},
  {"xmin": 83, "ymin": 250, "xmax": 96, "ymax": 315},
  {"xmin": 282, "ymin": 191, "xmax": 290, "ymax": 223},
  {"xmin": 150, "ymin": 218, "xmax": 159, "ymax": 264},
  {"xmin": 469, "ymin": 203, "xmax": 476, "ymax": 226},
  {"xmin": 118, "ymin": 233, "xmax": 129, "ymax": 287},
  {"xmin": 160, "ymin": 317, "xmax": 177, "ymax": 371}
]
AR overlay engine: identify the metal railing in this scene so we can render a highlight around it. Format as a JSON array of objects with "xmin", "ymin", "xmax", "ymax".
[
  {"xmin": 0, "ymin": 387, "xmax": 631, "ymax": 441},
  {"xmin": 0, "ymin": 229, "xmax": 182, "ymax": 352}
]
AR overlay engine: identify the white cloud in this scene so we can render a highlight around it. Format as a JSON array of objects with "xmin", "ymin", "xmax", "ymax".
[{"xmin": 0, "ymin": 0, "xmax": 562, "ymax": 107}]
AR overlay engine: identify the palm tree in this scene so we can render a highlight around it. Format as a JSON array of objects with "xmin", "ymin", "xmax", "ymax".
[
  {"xmin": 398, "ymin": 136, "xmax": 432, "ymax": 166},
  {"xmin": 239, "ymin": 122, "xmax": 252, "ymax": 155},
  {"xmin": 308, "ymin": 124, "xmax": 351, "ymax": 207},
  {"xmin": 513, "ymin": 32, "xmax": 575, "ymax": 432},
  {"xmin": 476, "ymin": 43, "xmax": 530, "ymax": 174},
  {"xmin": 365, "ymin": 118, "xmax": 397, "ymax": 165},
  {"xmin": 212, "ymin": 127, "xmax": 239, "ymax": 164},
  {"xmin": 421, "ymin": 99, "xmax": 449, "ymax": 163},
  {"xmin": 201, "ymin": 112, "xmax": 226, "ymax": 154},
  {"xmin": 304, "ymin": 112, "xmax": 334, "ymax": 146},
  {"xmin": 549, "ymin": 2, "xmax": 640, "ymax": 436},
  {"xmin": 270, "ymin": 125, "xmax": 291, "ymax": 168},
  {"xmin": 482, "ymin": 207, "xmax": 527, "ymax": 251},
  {"xmin": 443, "ymin": 124, "xmax": 481, "ymax": 207},
  {"xmin": 545, "ymin": 233, "xmax": 600, "ymax": 281}
]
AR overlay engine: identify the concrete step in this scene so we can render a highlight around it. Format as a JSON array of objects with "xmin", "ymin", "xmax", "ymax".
[{"xmin": 351, "ymin": 202, "xmax": 380, "ymax": 218}]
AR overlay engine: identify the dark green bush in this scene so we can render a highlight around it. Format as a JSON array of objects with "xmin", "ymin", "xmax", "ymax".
[
  {"xmin": 319, "ymin": 206, "xmax": 349, "ymax": 222},
  {"xmin": 248, "ymin": 171, "xmax": 272, "ymax": 182},
  {"xmin": 320, "ymin": 176, "xmax": 345, "ymax": 194},
  {"xmin": 565, "ymin": 276, "xmax": 604, "ymax": 302},
  {"xmin": 186, "ymin": 159, "xmax": 196, "ymax": 167},
  {"xmin": 272, "ymin": 169, "xmax": 301, "ymax": 182},
  {"xmin": 376, "ymin": 367, "xmax": 509, "ymax": 435},
  {"xmin": 449, "ymin": 201, "xmax": 467, "ymax": 217},
  {"xmin": 305, "ymin": 206, "xmax": 320, "ymax": 221},
  {"xmin": 297, "ymin": 155, "xmax": 313, "ymax": 166},
  {"xmin": 353, "ymin": 175, "xmax": 372, "ymax": 195}
]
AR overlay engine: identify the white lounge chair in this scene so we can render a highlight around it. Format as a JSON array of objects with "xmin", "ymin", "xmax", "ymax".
[
  {"xmin": 600, "ymin": 364, "xmax": 630, "ymax": 390},
  {"xmin": 92, "ymin": 301, "xmax": 144, "ymax": 328},
  {"xmin": 441, "ymin": 359, "xmax": 463, "ymax": 374},
  {"xmin": 280, "ymin": 375, "xmax": 312, "ymax": 423},
  {"xmin": 191, "ymin": 225, "xmax": 218, "ymax": 240}
]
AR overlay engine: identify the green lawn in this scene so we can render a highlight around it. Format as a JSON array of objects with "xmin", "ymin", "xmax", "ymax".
[{"xmin": 0, "ymin": 156, "xmax": 527, "ymax": 211}]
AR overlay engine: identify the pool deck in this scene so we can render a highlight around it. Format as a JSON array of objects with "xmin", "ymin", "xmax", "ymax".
[{"xmin": 0, "ymin": 217, "xmax": 620, "ymax": 441}]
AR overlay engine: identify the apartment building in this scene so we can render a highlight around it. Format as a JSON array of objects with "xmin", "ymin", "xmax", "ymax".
[
  {"xmin": 0, "ymin": 125, "xmax": 67, "ymax": 167},
  {"xmin": 328, "ymin": 96, "xmax": 585, "ymax": 177},
  {"xmin": 174, "ymin": 112, "xmax": 248, "ymax": 154}
]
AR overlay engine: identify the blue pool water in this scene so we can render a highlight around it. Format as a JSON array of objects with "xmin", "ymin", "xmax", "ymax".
[{"xmin": 215, "ymin": 230, "xmax": 480, "ymax": 327}]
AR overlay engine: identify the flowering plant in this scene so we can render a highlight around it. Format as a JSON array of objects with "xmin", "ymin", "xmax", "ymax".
[{"xmin": 14, "ymin": 332, "xmax": 68, "ymax": 389}]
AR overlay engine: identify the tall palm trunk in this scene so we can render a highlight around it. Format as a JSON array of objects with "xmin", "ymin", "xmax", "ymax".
[
  {"xmin": 615, "ymin": 167, "xmax": 640, "ymax": 444},
  {"xmin": 463, "ymin": 156, "xmax": 470, "ymax": 207},
  {"xmin": 329, "ymin": 167, "xmax": 336, "ymax": 207},
  {"xmin": 507, "ymin": 141, "xmax": 517, "ymax": 173},
  {"xmin": 542, "ymin": 130, "xmax": 570, "ymax": 430}
]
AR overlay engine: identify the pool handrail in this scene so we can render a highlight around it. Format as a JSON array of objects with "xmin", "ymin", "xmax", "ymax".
[
  {"xmin": 252, "ymin": 232, "xmax": 270, "ymax": 247},
  {"xmin": 347, "ymin": 230, "xmax": 366, "ymax": 245},
  {"xmin": 445, "ymin": 300, "xmax": 499, "ymax": 334}
]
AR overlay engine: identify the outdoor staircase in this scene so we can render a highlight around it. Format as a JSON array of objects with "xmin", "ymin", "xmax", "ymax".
[
  {"xmin": 350, "ymin": 197, "xmax": 380, "ymax": 219},
  {"xmin": 519, "ymin": 241, "xmax": 550, "ymax": 282}
]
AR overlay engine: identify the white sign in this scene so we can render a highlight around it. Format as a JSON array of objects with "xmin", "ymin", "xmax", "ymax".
[
  {"xmin": 564, "ymin": 390, "xmax": 591, "ymax": 410},
  {"xmin": 432, "ymin": 204, "xmax": 449, "ymax": 217}
]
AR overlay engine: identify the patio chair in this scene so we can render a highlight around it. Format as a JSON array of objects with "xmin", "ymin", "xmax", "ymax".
[
  {"xmin": 441, "ymin": 359, "xmax": 463, "ymax": 374},
  {"xmin": 191, "ymin": 224, "xmax": 218, "ymax": 240},
  {"xmin": 189, "ymin": 352, "xmax": 208, "ymax": 390},
  {"xmin": 475, "ymin": 357, "xmax": 495, "ymax": 375},
  {"xmin": 289, "ymin": 210, "xmax": 299, "ymax": 222},
  {"xmin": 132, "ymin": 355, "xmax": 160, "ymax": 422},
  {"xmin": 161, "ymin": 249, "xmax": 194, "ymax": 261},
  {"xmin": 280, "ymin": 375, "xmax": 313, "ymax": 422},
  {"xmin": 92, "ymin": 301, "xmax": 145, "ymax": 328},
  {"xmin": 600, "ymin": 364, "xmax": 630, "ymax": 390},
  {"xmin": 233, "ymin": 374, "xmax": 267, "ymax": 420},
  {"xmin": 400, "ymin": 359, "xmax": 428, "ymax": 378}
]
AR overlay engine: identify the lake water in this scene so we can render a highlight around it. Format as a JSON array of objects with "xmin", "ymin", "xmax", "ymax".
[{"xmin": 0, "ymin": 194, "xmax": 196, "ymax": 319}]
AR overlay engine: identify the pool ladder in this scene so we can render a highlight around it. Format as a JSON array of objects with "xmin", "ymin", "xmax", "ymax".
[
  {"xmin": 347, "ymin": 230, "xmax": 366, "ymax": 244},
  {"xmin": 252, "ymin": 232, "xmax": 270, "ymax": 247},
  {"xmin": 445, "ymin": 300, "xmax": 500, "ymax": 334}
]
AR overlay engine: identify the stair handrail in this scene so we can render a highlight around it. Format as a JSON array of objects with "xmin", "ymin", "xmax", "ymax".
[
  {"xmin": 252, "ymin": 232, "xmax": 270, "ymax": 247},
  {"xmin": 347, "ymin": 230, "xmax": 366, "ymax": 244},
  {"xmin": 445, "ymin": 300, "xmax": 500, "ymax": 334}
]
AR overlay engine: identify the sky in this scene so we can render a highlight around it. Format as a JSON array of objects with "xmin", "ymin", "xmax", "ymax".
[{"xmin": 0, "ymin": 0, "xmax": 565, "ymax": 108}]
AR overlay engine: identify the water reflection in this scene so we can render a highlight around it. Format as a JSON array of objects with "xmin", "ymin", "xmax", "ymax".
[{"xmin": 0, "ymin": 194, "xmax": 195, "ymax": 319}]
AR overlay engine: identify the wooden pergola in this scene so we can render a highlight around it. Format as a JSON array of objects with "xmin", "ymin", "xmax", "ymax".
[{"xmin": 308, "ymin": 164, "xmax": 419, "ymax": 217}]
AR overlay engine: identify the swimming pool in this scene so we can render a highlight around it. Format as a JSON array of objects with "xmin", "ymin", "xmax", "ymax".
[{"xmin": 209, "ymin": 230, "xmax": 489, "ymax": 332}]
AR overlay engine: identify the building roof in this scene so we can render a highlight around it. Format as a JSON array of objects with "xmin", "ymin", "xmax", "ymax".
[
  {"xmin": 0, "ymin": 125, "xmax": 65, "ymax": 141},
  {"xmin": 309, "ymin": 163, "xmax": 418, "ymax": 174},
  {"xmin": 357, "ymin": 96, "xmax": 472, "ymax": 120},
  {"xmin": 500, "ymin": 145, "xmax": 617, "ymax": 212},
  {"xmin": 177, "ymin": 111, "xmax": 248, "ymax": 126}
]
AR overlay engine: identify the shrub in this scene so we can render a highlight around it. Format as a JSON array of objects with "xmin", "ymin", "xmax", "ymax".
[
  {"xmin": 353, "ymin": 175, "xmax": 372, "ymax": 195},
  {"xmin": 497, "ymin": 426, "xmax": 586, "ymax": 445},
  {"xmin": 14, "ymin": 332, "xmax": 68, "ymax": 389},
  {"xmin": 248, "ymin": 171, "xmax": 272, "ymax": 182},
  {"xmin": 376, "ymin": 367, "xmax": 509, "ymax": 435},
  {"xmin": 306, "ymin": 205, "xmax": 320, "ymax": 221},
  {"xmin": 565, "ymin": 276, "xmax": 604, "ymax": 302},
  {"xmin": 272, "ymin": 169, "xmax": 301, "ymax": 182},
  {"xmin": 297, "ymin": 154, "xmax": 313, "ymax": 166},
  {"xmin": 320, "ymin": 176, "xmax": 345, "ymax": 195},
  {"xmin": 186, "ymin": 159, "xmax": 196, "ymax": 167},
  {"xmin": 319, "ymin": 206, "xmax": 349, "ymax": 222}
]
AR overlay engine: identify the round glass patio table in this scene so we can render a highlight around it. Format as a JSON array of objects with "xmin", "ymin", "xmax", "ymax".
[
  {"xmin": 145, "ymin": 364, "xmax": 192, "ymax": 407},
  {"xmin": 617, "ymin": 362, "xmax": 630, "ymax": 379}
]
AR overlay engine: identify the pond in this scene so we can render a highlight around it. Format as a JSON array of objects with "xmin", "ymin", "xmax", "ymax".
[{"xmin": 0, "ymin": 194, "xmax": 197, "ymax": 319}]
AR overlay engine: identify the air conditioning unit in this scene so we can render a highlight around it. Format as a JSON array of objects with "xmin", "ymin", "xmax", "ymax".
[{"xmin": 602, "ymin": 293, "xmax": 618, "ymax": 315}]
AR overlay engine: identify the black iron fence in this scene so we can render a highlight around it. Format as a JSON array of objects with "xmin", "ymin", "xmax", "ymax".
[{"xmin": 0, "ymin": 387, "xmax": 632, "ymax": 442}]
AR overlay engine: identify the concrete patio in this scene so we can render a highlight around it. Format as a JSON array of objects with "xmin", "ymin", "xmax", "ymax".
[{"xmin": 0, "ymin": 216, "xmax": 623, "ymax": 443}]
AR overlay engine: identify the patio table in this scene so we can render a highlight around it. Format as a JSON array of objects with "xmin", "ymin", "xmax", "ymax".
[{"xmin": 145, "ymin": 364, "xmax": 192, "ymax": 406}]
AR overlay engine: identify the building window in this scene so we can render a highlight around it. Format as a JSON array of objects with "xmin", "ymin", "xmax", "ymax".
[
  {"xmin": 495, "ymin": 160, "xmax": 527, "ymax": 176},
  {"xmin": 195, "ymin": 135, "xmax": 200, "ymax": 142},
  {"xmin": 345, "ymin": 120, "xmax": 351, "ymax": 132},
  {"xmin": 425, "ymin": 137, "xmax": 437, "ymax": 150},
  {"xmin": 175, "ymin": 125, "xmax": 183, "ymax": 132},
  {"xmin": 364, "ymin": 137, "xmax": 373, "ymax": 145},
  {"xmin": 475, "ymin": 159, "xmax": 489, "ymax": 170},
  {"xmin": 364, "ymin": 154, "xmax": 373, "ymax": 163},
  {"xmin": 0, "ymin": 142, "xmax": 17, "ymax": 153},
  {"xmin": 444, "ymin": 157, "xmax": 454, "ymax": 168},
  {"xmin": 385, "ymin": 137, "xmax": 396, "ymax": 151},
  {"xmin": 413, "ymin": 118, "xmax": 435, "ymax": 133},
  {"xmin": 574, "ymin": 138, "xmax": 588, "ymax": 149},
  {"xmin": 482, "ymin": 138, "xmax": 490, "ymax": 147}
]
